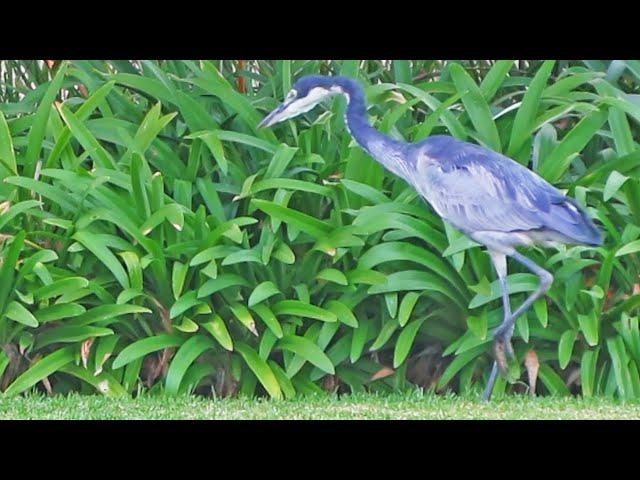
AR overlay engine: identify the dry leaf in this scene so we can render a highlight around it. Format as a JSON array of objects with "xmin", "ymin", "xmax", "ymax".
[
  {"xmin": 407, "ymin": 346, "xmax": 446, "ymax": 390},
  {"xmin": 566, "ymin": 367, "xmax": 581, "ymax": 388},
  {"xmin": 370, "ymin": 366, "xmax": 395, "ymax": 381},
  {"xmin": 149, "ymin": 296, "xmax": 172, "ymax": 333},
  {"xmin": 323, "ymin": 374, "xmax": 339, "ymax": 392},
  {"xmin": 387, "ymin": 91, "xmax": 407, "ymax": 104},
  {"xmin": 77, "ymin": 83, "xmax": 89, "ymax": 97},
  {"xmin": 215, "ymin": 364, "xmax": 239, "ymax": 398},
  {"xmin": 1, "ymin": 344, "xmax": 22, "ymax": 391},
  {"xmin": 524, "ymin": 350, "xmax": 539, "ymax": 396},
  {"xmin": 144, "ymin": 347, "xmax": 175, "ymax": 387},
  {"xmin": 81, "ymin": 337, "xmax": 95, "ymax": 368},
  {"xmin": 41, "ymin": 376, "xmax": 53, "ymax": 395}
]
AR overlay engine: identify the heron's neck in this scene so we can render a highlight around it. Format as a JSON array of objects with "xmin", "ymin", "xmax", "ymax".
[{"xmin": 336, "ymin": 79, "xmax": 413, "ymax": 182}]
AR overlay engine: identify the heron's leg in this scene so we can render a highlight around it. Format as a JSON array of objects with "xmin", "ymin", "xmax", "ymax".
[
  {"xmin": 493, "ymin": 250, "xmax": 553, "ymax": 370},
  {"xmin": 483, "ymin": 363, "xmax": 499, "ymax": 402},
  {"xmin": 483, "ymin": 251, "xmax": 512, "ymax": 401}
]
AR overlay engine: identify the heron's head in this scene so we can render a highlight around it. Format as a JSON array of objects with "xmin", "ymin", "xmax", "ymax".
[{"xmin": 258, "ymin": 75, "xmax": 345, "ymax": 128}]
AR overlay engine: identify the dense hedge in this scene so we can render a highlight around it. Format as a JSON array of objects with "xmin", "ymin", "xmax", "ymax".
[{"xmin": 0, "ymin": 60, "xmax": 639, "ymax": 399}]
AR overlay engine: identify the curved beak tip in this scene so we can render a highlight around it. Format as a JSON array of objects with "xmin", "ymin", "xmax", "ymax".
[
  {"xmin": 259, "ymin": 102, "xmax": 289, "ymax": 129},
  {"xmin": 258, "ymin": 112, "xmax": 274, "ymax": 128}
]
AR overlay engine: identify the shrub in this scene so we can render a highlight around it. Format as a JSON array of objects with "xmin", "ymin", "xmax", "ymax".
[{"xmin": 0, "ymin": 60, "xmax": 639, "ymax": 399}]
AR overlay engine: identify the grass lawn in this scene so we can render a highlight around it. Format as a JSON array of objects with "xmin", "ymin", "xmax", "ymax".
[{"xmin": 1, "ymin": 392, "xmax": 639, "ymax": 419}]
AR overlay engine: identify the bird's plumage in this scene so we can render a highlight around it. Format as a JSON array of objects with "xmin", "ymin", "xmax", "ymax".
[{"xmin": 410, "ymin": 135, "xmax": 603, "ymax": 248}]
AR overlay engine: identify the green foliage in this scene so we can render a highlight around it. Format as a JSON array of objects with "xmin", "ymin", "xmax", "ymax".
[{"xmin": 1, "ymin": 59, "xmax": 639, "ymax": 400}]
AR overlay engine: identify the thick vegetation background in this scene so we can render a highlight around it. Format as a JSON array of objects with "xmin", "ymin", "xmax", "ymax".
[{"xmin": 0, "ymin": 60, "xmax": 639, "ymax": 400}]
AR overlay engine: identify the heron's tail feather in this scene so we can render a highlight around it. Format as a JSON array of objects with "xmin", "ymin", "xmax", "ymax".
[{"xmin": 546, "ymin": 198, "xmax": 603, "ymax": 246}]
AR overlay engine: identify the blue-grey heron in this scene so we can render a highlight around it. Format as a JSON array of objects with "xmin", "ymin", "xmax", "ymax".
[{"xmin": 259, "ymin": 75, "xmax": 603, "ymax": 400}]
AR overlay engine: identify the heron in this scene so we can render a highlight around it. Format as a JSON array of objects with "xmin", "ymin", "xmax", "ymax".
[{"xmin": 258, "ymin": 74, "xmax": 603, "ymax": 401}]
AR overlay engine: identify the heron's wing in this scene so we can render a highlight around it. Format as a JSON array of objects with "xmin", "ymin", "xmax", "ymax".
[{"xmin": 413, "ymin": 140, "xmax": 586, "ymax": 237}]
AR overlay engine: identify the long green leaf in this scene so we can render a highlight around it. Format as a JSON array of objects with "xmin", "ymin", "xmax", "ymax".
[
  {"xmin": 0, "ymin": 230, "xmax": 25, "ymax": 314},
  {"xmin": 24, "ymin": 62, "xmax": 69, "ymax": 177},
  {"xmin": 277, "ymin": 335, "xmax": 335, "ymax": 375},
  {"xmin": 165, "ymin": 335, "xmax": 215, "ymax": 395},
  {"xmin": 235, "ymin": 342, "xmax": 282, "ymax": 399},
  {"xmin": 508, "ymin": 60, "xmax": 555, "ymax": 156},
  {"xmin": 112, "ymin": 334, "xmax": 185, "ymax": 369},
  {"xmin": 450, "ymin": 63, "xmax": 501, "ymax": 151},
  {"xmin": 4, "ymin": 347, "xmax": 74, "ymax": 396}
]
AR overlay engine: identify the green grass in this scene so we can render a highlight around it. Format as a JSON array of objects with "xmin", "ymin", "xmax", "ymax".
[{"xmin": 2, "ymin": 393, "xmax": 640, "ymax": 419}]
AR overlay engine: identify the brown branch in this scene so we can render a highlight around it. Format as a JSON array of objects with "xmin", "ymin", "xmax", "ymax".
[{"xmin": 237, "ymin": 60, "xmax": 246, "ymax": 93}]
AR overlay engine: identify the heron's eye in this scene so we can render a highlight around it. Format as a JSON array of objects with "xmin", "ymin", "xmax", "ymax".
[{"xmin": 285, "ymin": 89, "xmax": 297, "ymax": 101}]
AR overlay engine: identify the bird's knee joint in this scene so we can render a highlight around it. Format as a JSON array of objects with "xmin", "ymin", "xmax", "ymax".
[{"xmin": 540, "ymin": 271, "xmax": 553, "ymax": 292}]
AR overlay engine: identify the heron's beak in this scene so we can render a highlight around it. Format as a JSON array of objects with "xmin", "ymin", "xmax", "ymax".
[
  {"xmin": 258, "ymin": 101, "xmax": 290, "ymax": 129},
  {"xmin": 258, "ymin": 88, "xmax": 333, "ymax": 129}
]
